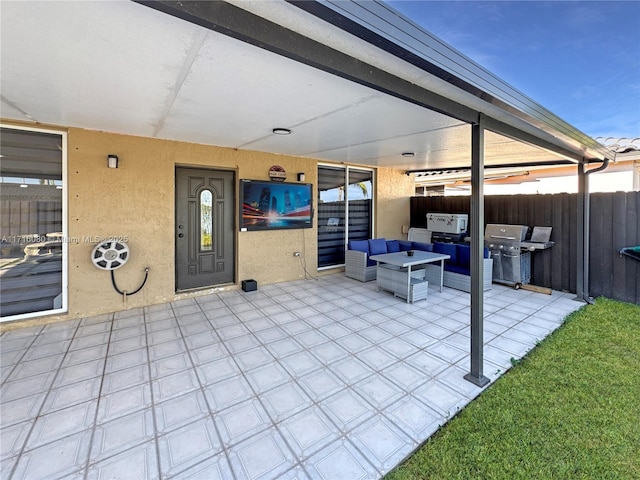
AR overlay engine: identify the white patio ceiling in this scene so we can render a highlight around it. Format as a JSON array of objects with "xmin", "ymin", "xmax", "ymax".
[{"xmin": 0, "ymin": 1, "xmax": 611, "ymax": 172}]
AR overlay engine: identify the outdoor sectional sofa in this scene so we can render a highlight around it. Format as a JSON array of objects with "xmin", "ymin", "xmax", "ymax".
[{"xmin": 345, "ymin": 238, "xmax": 493, "ymax": 293}]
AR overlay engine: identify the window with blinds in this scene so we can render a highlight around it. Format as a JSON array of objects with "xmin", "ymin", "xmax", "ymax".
[{"xmin": 317, "ymin": 165, "xmax": 373, "ymax": 268}]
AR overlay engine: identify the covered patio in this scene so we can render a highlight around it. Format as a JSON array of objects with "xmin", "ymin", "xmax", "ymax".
[{"xmin": 0, "ymin": 276, "xmax": 582, "ymax": 479}]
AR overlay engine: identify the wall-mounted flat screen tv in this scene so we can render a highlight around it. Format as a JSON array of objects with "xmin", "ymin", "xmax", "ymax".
[{"xmin": 240, "ymin": 179, "xmax": 313, "ymax": 231}]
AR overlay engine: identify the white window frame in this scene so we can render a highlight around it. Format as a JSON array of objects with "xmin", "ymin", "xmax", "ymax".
[
  {"xmin": 317, "ymin": 163, "xmax": 375, "ymax": 270},
  {"xmin": 0, "ymin": 123, "xmax": 68, "ymax": 322}
]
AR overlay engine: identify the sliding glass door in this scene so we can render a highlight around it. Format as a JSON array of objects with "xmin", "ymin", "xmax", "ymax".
[{"xmin": 317, "ymin": 165, "xmax": 373, "ymax": 268}]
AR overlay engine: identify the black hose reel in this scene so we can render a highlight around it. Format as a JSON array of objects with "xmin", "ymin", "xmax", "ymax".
[{"xmin": 91, "ymin": 240, "xmax": 149, "ymax": 299}]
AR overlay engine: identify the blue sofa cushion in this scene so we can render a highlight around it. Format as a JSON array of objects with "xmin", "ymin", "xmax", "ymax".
[
  {"xmin": 368, "ymin": 238, "xmax": 388, "ymax": 255},
  {"xmin": 433, "ymin": 242, "xmax": 457, "ymax": 263},
  {"xmin": 457, "ymin": 244, "xmax": 470, "ymax": 267},
  {"xmin": 446, "ymin": 264, "xmax": 470, "ymax": 276},
  {"xmin": 412, "ymin": 241, "xmax": 433, "ymax": 252},
  {"xmin": 349, "ymin": 240, "xmax": 369, "ymax": 254},
  {"xmin": 386, "ymin": 240, "xmax": 400, "ymax": 253},
  {"xmin": 398, "ymin": 240, "xmax": 413, "ymax": 251}
]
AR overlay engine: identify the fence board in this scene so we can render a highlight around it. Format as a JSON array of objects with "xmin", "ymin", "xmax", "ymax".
[{"xmin": 411, "ymin": 191, "xmax": 640, "ymax": 304}]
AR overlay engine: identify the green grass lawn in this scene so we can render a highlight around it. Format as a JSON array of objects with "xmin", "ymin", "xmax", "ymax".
[{"xmin": 386, "ymin": 297, "xmax": 640, "ymax": 480}]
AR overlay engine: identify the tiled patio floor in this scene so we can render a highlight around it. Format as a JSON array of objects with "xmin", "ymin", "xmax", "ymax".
[{"xmin": 0, "ymin": 274, "xmax": 583, "ymax": 480}]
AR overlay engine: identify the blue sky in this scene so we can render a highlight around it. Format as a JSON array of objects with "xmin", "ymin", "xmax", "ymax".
[{"xmin": 388, "ymin": 1, "xmax": 640, "ymax": 139}]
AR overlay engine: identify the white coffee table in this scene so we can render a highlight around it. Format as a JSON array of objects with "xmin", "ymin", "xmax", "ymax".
[{"xmin": 370, "ymin": 250, "xmax": 450, "ymax": 302}]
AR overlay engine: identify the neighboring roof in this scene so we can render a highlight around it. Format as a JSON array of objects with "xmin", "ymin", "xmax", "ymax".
[
  {"xmin": 595, "ymin": 137, "xmax": 640, "ymax": 154},
  {"xmin": 0, "ymin": 0, "xmax": 613, "ymax": 171}
]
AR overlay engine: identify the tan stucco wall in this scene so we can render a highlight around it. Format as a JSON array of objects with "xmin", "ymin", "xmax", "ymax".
[
  {"xmin": 376, "ymin": 167, "xmax": 414, "ymax": 240},
  {"xmin": 66, "ymin": 128, "xmax": 322, "ymax": 319},
  {"xmin": 1, "ymin": 125, "xmax": 414, "ymax": 329}
]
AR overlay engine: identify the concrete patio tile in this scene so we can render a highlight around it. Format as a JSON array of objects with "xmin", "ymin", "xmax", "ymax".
[
  {"xmin": 158, "ymin": 418, "xmax": 223, "ymax": 478},
  {"xmin": 11, "ymin": 429, "xmax": 90, "ymax": 480},
  {"xmin": 235, "ymin": 346, "xmax": 275, "ymax": 372},
  {"xmin": 354, "ymin": 375, "xmax": 404, "ymax": 410},
  {"xmin": 86, "ymin": 440, "xmax": 158, "ymax": 480},
  {"xmin": 302, "ymin": 313, "xmax": 335, "ymax": 329},
  {"xmin": 21, "ymin": 340, "xmax": 71, "ymax": 361},
  {"xmin": 429, "ymin": 341, "xmax": 467, "ymax": 364},
  {"xmin": 90, "ymin": 409, "xmax": 155, "ymax": 463},
  {"xmin": 150, "ymin": 351, "xmax": 192, "ymax": 378},
  {"xmin": 226, "ymin": 428, "xmax": 296, "ymax": 480},
  {"xmin": 331, "ymin": 356, "xmax": 374, "ymax": 385},
  {"xmin": 483, "ymin": 344, "xmax": 518, "ymax": 370},
  {"xmin": 245, "ymin": 362, "xmax": 292, "ymax": 394},
  {"xmin": 414, "ymin": 380, "xmax": 467, "ymax": 417},
  {"xmin": 379, "ymin": 337, "xmax": 416, "ymax": 359},
  {"xmin": 335, "ymin": 333, "xmax": 373, "ymax": 353},
  {"xmin": 488, "ymin": 335, "xmax": 531, "ymax": 357},
  {"xmin": 265, "ymin": 337, "xmax": 304, "ymax": 358},
  {"xmin": 6, "ymin": 353, "xmax": 64, "ymax": 381},
  {"xmin": 253, "ymin": 326, "xmax": 289, "ymax": 345},
  {"xmin": 436, "ymin": 365, "xmax": 485, "ymax": 399},
  {"xmin": 260, "ymin": 381, "xmax": 311, "ymax": 422},
  {"xmin": 298, "ymin": 369, "xmax": 345, "ymax": 402},
  {"xmin": 384, "ymin": 395, "xmax": 442, "ymax": 444},
  {"xmin": 381, "ymin": 361, "xmax": 429, "ymax": 394},
  {"xmin": 358, "ymin": 326, "xmax": 392, "ymax": 344},
  {"xmin": 107, "ymin": 334, "xmax": 147, "ymax": 355},
  {"xmin": 340, "ymin": 316, "xmax": 372, "ymax": 331},
  {"xmin": 0, "ymin": 392, "xmax": 46, "ymax": 429},
  {"xmin": 105, "ymin": 347, "xmax": 147, "ymax": 374},
  {"xmin": 155, "ymin": 390, "xmax": 210, "ymax": 435},
  {"xmin": 190, "ymin": 341, "xmax": 228, "ymax": 365},
  {"xmin": 377, "ymin": 320, "xmax": 412, "ymax": 336},
  {"xmin": 308, "ymin": 341, "xmax": 350, "ymax": 367},
  {"xmin": 304, "ymin": 438, "xmax": 378, "ymax": 480},
  {"xmin": 280, "ymin": 350, "xmax": 323, "ymax": 378},
  {"xmin": 349, "ymin": 414, "xmax": 414, "ymax": 476},
  {"xmin": 152, "ymin": 369, "xmax": 200, "ymax": 402},
  {"xmin": 215, "ymin": 397, "xmax": 272, "ymax": 448},
  {"xmin": 196, "ymin": 356, "xmax": 241, "ymax": 386},
  {"xmin": 26, "ymin": 399, "xmax": 96, "ymax": 450},
  {"xmin": 0, "ymin": 273, "xmax": 585, "ymax": 480},
  {"xmin": 169, "ymin": 450, "xmax": 234, "ymax": 480},
  {"xmin": 203, "ymin": 376, "xmax": 254, "ymax": 412},
  {"xmin": 68, "ymin": 331, "xmax": 110, "ymax": 350},
  {"xmin": 320, "ymin": 388, "xmax": 375, "ymax": 434},
  {"xmin": 1, "ymin": 371, "xmax": 56, "ymax": 403},
  {"xmin": 101, "ymin": 363, "xmax": 149, "ymax": 396},
  {"xmin": 0, "ymin": 419, "xmax": 33, "ymax": 461},
  {"xmin": 96, "ymin": 382, "xmax": 153, "ymax": 424},
  {"xmin": 277, "ymin": 405, "xmax": 340, "ymax": 462},
  {"xmin": 225, "ymin": 334, "xmax": 261, "ymax": 354}
]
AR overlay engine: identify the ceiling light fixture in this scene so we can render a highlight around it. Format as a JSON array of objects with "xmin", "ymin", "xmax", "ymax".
[
  {"xmin": 402, "ymin": 152, "xmax": 415, "ymax": 157},
  {"xmin": 272, "ymin": 128, "xmax": 292, "ymax": 135}
]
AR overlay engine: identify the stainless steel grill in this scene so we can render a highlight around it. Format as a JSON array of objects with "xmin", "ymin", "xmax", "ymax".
[
  {"xmin": 484, "ymin": 224, "xmax": 554, "ymax": 288},
  {"xmin": 485, "ymin": 224, "xmax": 530, "ymax": 287}
]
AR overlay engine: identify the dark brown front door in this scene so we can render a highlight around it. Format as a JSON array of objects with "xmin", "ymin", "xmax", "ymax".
[{"xmin": 176, "ymin": 167, "xmax": 235, "ymax": 290}]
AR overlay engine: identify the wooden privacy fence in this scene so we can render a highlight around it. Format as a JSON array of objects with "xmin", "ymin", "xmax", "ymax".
[{"xmin": 410, "ymin": 192, "xmax": 640, "ymax": 304}]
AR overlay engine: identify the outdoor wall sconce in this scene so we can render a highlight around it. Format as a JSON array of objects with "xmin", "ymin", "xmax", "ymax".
[
  {"xmin": 297, "ymin": 173, "xmax": 305, "ymax": 182},
  {"xmin": 107, "ymin": 154, "xmax": 119, "ymax": 169}
]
